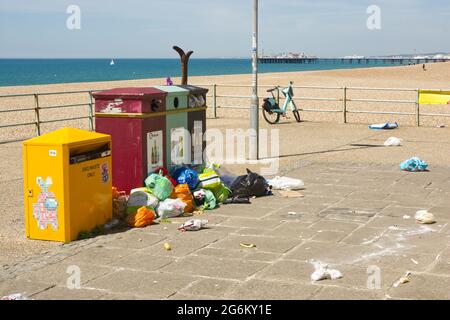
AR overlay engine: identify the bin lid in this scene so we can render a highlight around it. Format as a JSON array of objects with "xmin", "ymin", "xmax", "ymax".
[
  {"xmin": 92, "ymin": 87, "xmax": 166, "ymax": 100},
  {"xmin": 177, "ymin": 85, "xmax": 209, "ymax": 95},
  {"xmin": 153, "ymin": 85, "xmax": 189, "ymax": 96},
  {"xmin": 23, "ymin": 127, "xmax": 110, "ymax": 147}
]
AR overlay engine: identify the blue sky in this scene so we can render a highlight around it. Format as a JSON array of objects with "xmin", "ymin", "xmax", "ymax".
[{"xmin": 0, "ymin": 0, "xmax": 449, "ymax": 58}]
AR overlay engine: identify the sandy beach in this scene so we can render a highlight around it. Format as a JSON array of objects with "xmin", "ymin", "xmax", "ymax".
[{"xmin": 1, "ymin": 62, "xmax": 450, "ymax": 143}]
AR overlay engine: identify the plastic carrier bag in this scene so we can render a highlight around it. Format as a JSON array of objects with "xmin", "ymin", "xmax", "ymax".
[
  {"xmin": 267, "ymin": 176, "xmax": 305, "ymax": 191},
  {"xmin": 400, "ymin": 157, "xmax": 428, "ymax": 172},
  {"xmin": 172, "ymin": 167, "xmax": 199, "ymax": 191},
  {"xmin": 145, "ymin": 172, "xmax": 174, "ymax": 201},
  {"xmin": 157, "ymin": 198, "xmax": 187, "ymax": 219},
  {"xmin": 231, "ymin": 169, "xmax": 270, "ymax": 198},
  {"xmin": 193, "ymin": 189, "xmax": 217, "ymax": 210},
  {"xmin": 199, "ymin": 169, "xmax": 222, "ymax": 190},
  {"xmin": 127, "ymin": 188, "xmax": 159, "ymax": 214},
  {"xmin": 170, "ymin": 183, "xmax": 195, "ymax": 213}
]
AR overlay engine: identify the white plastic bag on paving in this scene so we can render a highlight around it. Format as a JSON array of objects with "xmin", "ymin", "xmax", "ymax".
[
  {"xmin": 157, "ymin": 198, "xmax": 187, "ymax": 219},
  {"xmin": 415, "ymin": 210, "xmax": 436, "ymax": 224},
  {"xmin": 384, "ymin": 137, "xmax": 402, "ymax": 147},
  {"xmin": 1, "ymin": 293, "xmax": 30, "ymax": 300},
  {"xmin": 310, "ymin": 260, "xmax": 343, "ymax": 282},
  {"xmin": 267, "ymin": 176, "xmax": 305, "ymax": 190},
  {"xmin": 178, "ymin": 219, "xmax": 208, "ymax": 231}
]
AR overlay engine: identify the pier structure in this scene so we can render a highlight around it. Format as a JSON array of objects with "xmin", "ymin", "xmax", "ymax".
[{"xmin": 258, "ymin": 57, "xmax": 450, "ymax": 65}]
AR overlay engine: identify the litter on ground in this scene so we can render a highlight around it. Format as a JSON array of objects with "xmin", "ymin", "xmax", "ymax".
[
  {"xmin": 310, "ymin": 260, "xmax": 343, "ymax": 282},
  {"xmin": 400, "ymin": 157, "xmax": 428, "ymax": 172},
  {"xmin": 369, "ymin": 122, "xmax": 399, "ymax": 130},
  {"xmin": 267, "ymin": 176, "xmax": 305, "ymax": 190},
  {"xmin": 384, "ymin": 137, "xmax": 402, "ymax": 146},
  {"xmin": 1, "ymin": 293, "xmax": 30, "ymax": 300},
  {"xmin": 393, "ymin": 271, "xmax": 411, "ymax": 287},
  {"xmin": 240, "ymin": 243, "xmax": 257, "ymax": 248},
  {"xmin": 279, "ymin": 190, "xmax": 304, "ymax": 198},
  {"xmin": 178, "ymin": 219, "xmax": 208, "ymax": 232},
  {"xmin": 415, "ymin": 210, "xmax": 436, "ymax": 224},
  {"xmin": 163, "ymin": 242, "xmax": 172, "ymax": 251}
]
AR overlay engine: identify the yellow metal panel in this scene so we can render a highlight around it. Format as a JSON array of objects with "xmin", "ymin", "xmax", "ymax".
[
  {"xmin": 23, "ymin": 128, "xmax": 112, "ymax": 243},
  {"xmin": 23, "ymin": 127, "xmax": 110, "ymax": 147},
  {"xmin": 23, "ymin": 144, "xmax": 67, "ymax": 242},
  {"xmin": 68, "ymin": 156, "xmax": 112, "ymax": 241},
  {"xmin": 419, "ymin": 90, "xmax": 450, "ymax": 105}
]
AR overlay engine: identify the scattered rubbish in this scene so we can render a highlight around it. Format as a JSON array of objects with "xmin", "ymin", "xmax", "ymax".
[
  {"xmin": 310, "ymin": 260, "xmax": 343, "ymax": 281},
  {"xmin": 138, "ymin": 238, "xmax": 142, "ymax": 242},
  {"xmin": 436, "ymin": 124, "xmax": 445, "ymax": 128},
  {"xmin": 231, "ymin": 169, "xmax": 272, "ymax": 198},
  {"xmin": 240, "ymin": 243, "xmax": 257, "ymax": 248},
  {"xmin": 369, "ymin": 122, "xmax": 399, "ymax": 130},
  {"xmin": 222, "ymin": 196, "xmax": 251, "ymax": 204},
  {"xmin": 127, "ymin": 188, "xmax": 159, "ymax": 214},
  {"xmin": 400, "ymin": 157, "xmax": 428, "ymax": 172},
  {"xmin": 1, "ymin": 293, "xmax": 30, "ymax": 300},
  {"xmin": 145, "ymin": 171, "xmax": 174, "ymax": 201},
  {"xmin": 389, "ymin": 225, "xmax": 400, "ymax": 231},
  {"xmin": 384, "ymin": 137, "xmax": 402, "ymax": 147},
  {"xmin": 267, "ymin": 176, "xmax": 305, "ymax": 190},
  {"xmin": 403, "ymin": 215, "xmax": 411, "ymax": 220},
  {"xmin": 415, "ymin": 210, "xmax": 436, "ymax": 224},
  {"xmin": 170, "ymin": 183, "xmax": 195, "ymax": 213},
  {"xmin": 127, "ymin": 206, "xmax": 155, "ymax": 228},
  {"xmin": 193, "ymin": 189, "xmax": 217, "ymax": 210},
  {"xmin": 104, "ymin": 218, "xmax": 120, "ymax": 230},
  {"xmin": 393, "ymin": 271, "xmax": 411, "ymax": 287},
  {"xmin": 157, "ymin": 198, "xmax": 187, "ymax": 219},
  {"xmin": 178, "ymin": 219, "xmax": 208, "ymax": 232},
  {"xmin": 172, "ymin": 167, "xmax": 199, "ymax": 190},
  {"xmin": 112, "ymin": 187, "xmax": 128, "ymax": 219},
  {"xmin": 279, "ymin": 190, "xmax": 304, "ymax": 198},
  {"xmin": 164, "ymin": 242, "xmax": 172, "ymax": 251},
  {"xmin": 163, "ymin": 227, "xmax": 168, "ymax": 230},
  {"xmin": 288, "ymin": 211, "xmax": 298, "ymax": 216},
  {"xmin": 411, "ymin": 258, "xmax": 419, "ymax": 265},
  {"xmin": 193, "ymin": 209, "xmax": 204, "ymax": 215}
]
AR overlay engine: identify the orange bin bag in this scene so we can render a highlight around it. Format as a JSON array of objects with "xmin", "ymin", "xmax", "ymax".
[
  {"xmin": 170, "ymin": 183, "xmax": 195, "ymax": 213},
  {"xmin": 127, "ymin": 206, "xmax": 155, "ymax": 228}
]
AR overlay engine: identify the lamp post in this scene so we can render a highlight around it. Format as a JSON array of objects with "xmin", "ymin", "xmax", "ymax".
[{"xmin": 249, "ymin": 0, "xmax": 259, "ymax": 160}]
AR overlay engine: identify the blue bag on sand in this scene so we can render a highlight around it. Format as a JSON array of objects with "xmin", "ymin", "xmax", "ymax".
[
  {"xmin": 369, "ymin": 122, "xmax": 398, "ymax": 130},
  {"xmin": 172, "ymin": 167, "xmax": 199, "ymax": 190},
  {"xmin": 400, "ymin": 157, "xmax": 428, "ymax": 172}
]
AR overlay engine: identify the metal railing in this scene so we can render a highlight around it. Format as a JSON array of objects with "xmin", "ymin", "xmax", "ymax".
[{"xmin": 1, "ymin": 84, "xmax": 449, "ymax": 144}]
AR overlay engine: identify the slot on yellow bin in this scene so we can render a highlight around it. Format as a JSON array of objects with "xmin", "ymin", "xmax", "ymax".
[{"xmin": 23, "ymin": 127, "xmax": 113, "ymax": 243}]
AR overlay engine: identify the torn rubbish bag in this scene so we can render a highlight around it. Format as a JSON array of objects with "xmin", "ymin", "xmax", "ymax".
[
  {"xmin": 231, "ymin": 169, "xmax": 271, "ymax": 198},
  {"xmin": 193, "ymin": 189, "xmax": 217, "ymax": 210}
]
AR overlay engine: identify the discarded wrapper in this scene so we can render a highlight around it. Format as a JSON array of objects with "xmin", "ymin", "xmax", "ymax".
[
  {"xmin": 163, "ymin": 242, "xmax": 172, "ymax": 251},
  {"xmin": 279, "ymin": 190, "xmax": 304, "ymax": 198},
  {"xmin": 1, "ymin": 293, "xmax": 30, "ymax": 300},
  {"xmin": 178, "ymin": 219, "xmax": 208, "ymax": 232},
  {"xmin": 240, "ymin": 243, "xmax": 257, "ymax": 248},
  {"xmin": 393, "ymin": 271, "xmax": 411, "ymax": 287}
]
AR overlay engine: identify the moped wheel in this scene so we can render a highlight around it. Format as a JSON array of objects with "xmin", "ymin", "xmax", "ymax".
[
  {"xmin": 262, "ymin": 109, "xmax": 280, "ymax": 124},
  {"xmin": 293, "ymin": 109, "xmax": 301, "ymax": 123}
]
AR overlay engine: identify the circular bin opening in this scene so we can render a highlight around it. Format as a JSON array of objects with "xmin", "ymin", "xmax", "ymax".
[{"xmin": 173, "ymin": 97, "xmax": 179, "ymax": 108}]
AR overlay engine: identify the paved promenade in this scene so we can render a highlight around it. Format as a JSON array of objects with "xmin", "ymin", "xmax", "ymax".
[{"xmin": 1, "ymin": 119, "xmax": 449, "ymax": 299}]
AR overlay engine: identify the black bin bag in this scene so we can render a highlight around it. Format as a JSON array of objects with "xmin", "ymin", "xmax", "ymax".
[{"xmin": 230, "ymin": 169, "xmax": 270, "ymax": 198}]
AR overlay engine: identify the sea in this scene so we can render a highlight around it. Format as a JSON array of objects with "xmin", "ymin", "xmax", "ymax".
[{"xmin": 0, "ymin": 58, "xmax": 407, "ymax": 87}]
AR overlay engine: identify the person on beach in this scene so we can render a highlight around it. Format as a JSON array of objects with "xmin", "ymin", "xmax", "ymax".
[{"xmin": 423, "ymin": 64, "xmax": 427, "ymax": 71}]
